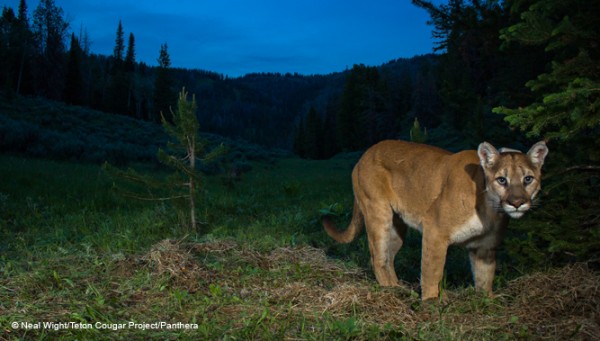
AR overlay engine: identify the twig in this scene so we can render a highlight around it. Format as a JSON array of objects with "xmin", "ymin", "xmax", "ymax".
[
  {"xmin": 559, "ymin": 165, "xmax": 600, "ymax": 174},
  {"xmin": 120, "ymin": 192, "xmax": 189, "ymax": 201}
]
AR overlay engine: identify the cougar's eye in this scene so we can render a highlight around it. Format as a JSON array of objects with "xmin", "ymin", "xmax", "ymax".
[
  {"xmin": 496, "ymin": 177, "xmax": 508, "ymax": 186},
  {"xmin": 524, "ymin": 175, "xmax": 534, "ymax": 185}
]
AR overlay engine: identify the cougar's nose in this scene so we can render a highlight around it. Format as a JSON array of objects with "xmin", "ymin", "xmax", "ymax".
[{"xmin": 508, "ymin": 198, "xmax": 525, "ymax": 208}]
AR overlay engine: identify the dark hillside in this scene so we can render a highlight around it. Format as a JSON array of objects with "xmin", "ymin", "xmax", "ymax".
[
  {"xmin": 166, "ymin": 55, "xmax": 443, "ymax": 151},
  {"xmin": 0, "ymin": 96, "xmax": 287, "ymax": 166}
]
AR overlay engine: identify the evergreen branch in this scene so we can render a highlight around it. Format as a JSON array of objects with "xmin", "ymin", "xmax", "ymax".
[
  {"xmin": 103, "ymin": 162, "xmax": 164, "ymax": 189},
  {"xmin": 201, "ymin": 143, "xmax": 227, "ymax": 164},
  {"xmin": 158, "ymin": 150, "xmax": 202, "ymax": 181}
]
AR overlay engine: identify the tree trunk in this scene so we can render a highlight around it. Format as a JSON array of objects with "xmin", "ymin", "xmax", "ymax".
[{"xmin": 188, "ymin": 137, "xmax": 196, "ymax": 231}]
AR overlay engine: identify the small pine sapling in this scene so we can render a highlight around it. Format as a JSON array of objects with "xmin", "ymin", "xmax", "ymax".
[
  {"xmin": 158, "ymin": 88, "xmax": 225, "ymax": 231},
  {"xmin": 104, "ymin": 87, "xmax": 224, "ymax": 232},
  {"xmin": 409, "ymin": 117, "xmax": 428, "ymax": 143}
]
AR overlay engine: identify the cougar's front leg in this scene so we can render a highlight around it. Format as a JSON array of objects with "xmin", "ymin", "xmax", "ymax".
[
  {"xmin": 420, "ymin": 226, "xmax": 448, "ymax": 300},
  {"xmin": 468, "ymin": 248, "xmax": 496, "ymax": 295}
]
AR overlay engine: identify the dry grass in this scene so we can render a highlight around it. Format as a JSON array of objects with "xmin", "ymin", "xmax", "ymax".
[
  {"xmin": 3, "ymin": 238, "xmax": 597, "ymax": 339},
  {"xmin": 502, "ymin": 263, "xmax": 600, "ymax": 339},
  {"xmin": 136, "ymin": 239, "xmax": 600, "ymax": 339},
  {"xmin": 140, "ymin": 238, "xmax": 215, "ymax": 292}
]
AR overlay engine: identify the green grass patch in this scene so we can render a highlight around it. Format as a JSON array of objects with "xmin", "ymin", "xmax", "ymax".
[{"xmin": 1, "ymin": 154, "xmax": 599, "ymax": 339}]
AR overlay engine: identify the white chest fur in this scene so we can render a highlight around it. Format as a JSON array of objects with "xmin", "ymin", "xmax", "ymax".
[{"xmin": 450, "ymin": 214, "xmax": 485, "ymax": 245}]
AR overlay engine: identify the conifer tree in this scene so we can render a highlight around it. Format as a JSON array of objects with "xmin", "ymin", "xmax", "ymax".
[
  {"xmin": 124, "ymin": 32, "xmax": 135, "ymax": 72},
  {"xmin": 153, "ymin": 43, "xmax": 175, "ymax": 121},
  {"xmin": 124, "ymin": 32, "xmax": 137, "ymax": 116},
  {"xmin": 337, "ymin": 66, "xmax": 364, "ymax": 150},
  {"xmin": 1, "ymin": 3, "xmax": 34, "ymax": 96},
  {"xmin": 113, "ymin": 20, "xmax": 124, "ymax": 63},
  {"xmin": 15, "ymin": 0, "xmax": 31, "ymax": 94},
  {"xmin": 409, "ymin": 117, "xmax": 428, "ymax": 143},
  {"xmin": 1, "ymin": 8, "xmax": 18, "ymax": 93},
  {"xmin": 493, "ymin": 0, "xmax": 600, "ymax": 144},
  {"xmin": 63, "ymin": 33, "xmax": 83, "ymax": 105},
  {"xmin": 411, "ymin": 0, "xmax": 518, "ymax": 143},
  {"xmin": 104, "ymin": 88, "xmax": 225, "ymax": 232},
  {"xmin": 158, "ymin": 88, "xmax": 225, "ymax": 231},
  {"xmin": 31, "ymin": 0, "xmax": 68, "ymax": 98},
  {"xmin": 337, "ymin": 64, "xmax": 388, "ymax": 150},
  {"xmin": 17, "ymin": 0, "xmax": 28, "ymax": 23},
  {"xmin": 108, "ymin": 21, "xmax": 132, "ymax": 115}
]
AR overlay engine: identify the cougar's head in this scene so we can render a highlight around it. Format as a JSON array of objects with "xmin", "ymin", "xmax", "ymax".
[{"xmin": 477, "ymin": 141, "xmax": 549, "ymax": 219}]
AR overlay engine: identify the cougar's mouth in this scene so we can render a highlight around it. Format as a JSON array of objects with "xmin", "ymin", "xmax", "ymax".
[{"xmin": 502, "ymin": 202, "xmax": 530, "ymax": 219}]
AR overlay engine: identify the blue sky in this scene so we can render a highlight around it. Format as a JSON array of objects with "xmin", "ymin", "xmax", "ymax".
[{"xmin": 5, "ymin": 0, "xmax": 442, "ymax": 77}]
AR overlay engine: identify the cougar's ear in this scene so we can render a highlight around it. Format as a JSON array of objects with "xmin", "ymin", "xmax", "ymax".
[
  {"xmin": 527, "ymin": 141, "xmax": 548, "ymax": 168},
  {"xmin": 478, "ymin": 142, "xmax": 499, "ymax": 169}
]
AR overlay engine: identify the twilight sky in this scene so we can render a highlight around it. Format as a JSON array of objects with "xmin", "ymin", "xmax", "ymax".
[{"xmin": 5, "ymin": 0, "xmax": 443, "ymax": 77}]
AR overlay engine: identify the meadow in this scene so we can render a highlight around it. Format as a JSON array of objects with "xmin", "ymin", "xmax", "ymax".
[
  {"xmin": 1, "ymin": 97, "xmax": 599, "ymax": 339},
  {"xmin": 1, "ymin": 153, "xmax": 599, "ymax": 340}
]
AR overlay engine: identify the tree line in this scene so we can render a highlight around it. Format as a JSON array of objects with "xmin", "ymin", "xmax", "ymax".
[
  {"xmin": 296, "ymin": 0, "xmax": 598, "ymax": 162},
  {"xmin": 0, "ymin": 0, "xmax": 448, "ymax": 153},
  {"xmin": 293, "ymin": 58, "xmax": 441, "ymax": 159},
  {"xmin": 2, "ymin": 0, "xmax": 598, "ymax": 164},
  {"xmin": 0, "ymin": 1, "xmax": 442, "ymax": 153},
  {"xmin": 0, "ymin": 0, "xmax": 178, "ymax": 122}
]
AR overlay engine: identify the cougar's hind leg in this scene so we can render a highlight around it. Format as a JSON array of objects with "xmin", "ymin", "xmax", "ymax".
[
  {"xmin": 364, "ymin": 205, "xmax": 400, "ymax": 287},
  {"xmin": 387, "ymin": 214, "xmax": 408, "ymax": 280}
]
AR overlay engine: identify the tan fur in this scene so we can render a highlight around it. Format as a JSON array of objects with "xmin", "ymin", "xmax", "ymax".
[{"xmin": 323, "ymin": 140, "xmax": 548, "ymax": 300}]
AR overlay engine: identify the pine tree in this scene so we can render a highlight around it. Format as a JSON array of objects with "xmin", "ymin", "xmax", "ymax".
[
  {"xmin": 113, "ymin": 20, "xmax": 124, "ymax": 63},
  {"xmin": 157, "ymin": 88, "xmax": 225, "ymax": 231},
  {"xmin": 107, "ymin": 21, "xmax": 132, "ymax": 115},
  {"xmin": 153, "ymin": 43, "xmax": 175, "ymax": 122},
  {"xmin": 15, "ymin": 0, "xmax": 32, "ymax": 95},
  {"xmin": 17, "ymin": 0, "xmax": 28, "ymax": 23},
  {"xmin": 411, "ymin": 0, "xmax": 517, "ymax": 144},
  {"xmin": 124, "ymin": 32, "xmax": 137, "ymax": 117},
  {"xmin": 157, "ymin": 43, "xmax": 171, "ymax": 67},
  {"xmin": 31, "ymin": 0, "xmax": 68, "ymax": 98},
  {"xmin": 409, "ymin": 117, "xmax": 428, "ymax": 143},
  {"xmin": 493, "ymin": 0, "xmax": 600, "ymax": 144},
  {"xmin": 1, "ymin": 8, "xmax": 18, "ymax": 94},
  {"xmin": 124, "ymin": 32, "xmax": 135, "ymax": 72},
  {"xmin": 337, "ymin": 64, "xmax": 388, "ymax": 150},
  {"xmin": 63, "ymin": 33, "xmax": 83, "ymax": 105},
  {"xmin": 337, "ymin": 66, "xmax": 365, "ymax": 150},
  {"xmin": 104, "ymin": 88, "xmax": 225, "ymax": 232}
]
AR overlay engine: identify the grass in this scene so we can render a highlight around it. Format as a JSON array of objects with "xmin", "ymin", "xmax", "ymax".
[{"xmin": 1, "ymin": 154, "xmax": 599, "ymax": 339}]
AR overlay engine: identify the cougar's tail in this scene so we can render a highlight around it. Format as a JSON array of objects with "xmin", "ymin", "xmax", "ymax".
[{"xmin": 322, "ymin": 200, "xmax": 364, "ymax": 243}]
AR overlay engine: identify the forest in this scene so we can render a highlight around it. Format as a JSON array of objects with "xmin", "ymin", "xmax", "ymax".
[{"xmin": 1, "ymin": 0, "xmax": 599, "ymax": 339}]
